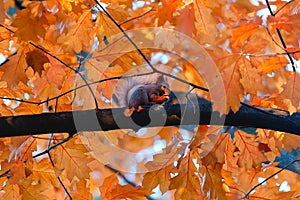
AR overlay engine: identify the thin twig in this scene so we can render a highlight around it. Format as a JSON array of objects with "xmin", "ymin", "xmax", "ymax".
[
  {"xmin": 45, "ymin": 134, "xmax": 73, "ymax": 199},
  {"xmin": 105, "ymin": 164, "xmax": 155, "ymax": 200},
  {"xmin": 243, "ymin": 159, "xmax": 300, "ymax": 198},
  {"xmin": 0, "ymin": 71, "xmax": 156, "ymax": 105},
  {"xmin": 32, "ymin": 134, "xmax": 73, "ymax": 158},
  {"xmin": 265, "ymin": 27, "xmax": 285, "ymax": 51},
  {"xmin": 119, "ymin": 8, "xmax": 154, "ymax": 26},
  {"xmin": 94, "ymin": 0, "xmax": 209, "ymax": 92},
  {"xmin": 94, "ymin": 1, "xmax": 156, "ymax": 72},
  {"xmin": 28, "ymin": 42, "xmax": 99, "ymax": 108},
  {"xmin": 244, "ymin": 50, "xmax": 300, "ymax": 57},
  {"xmin": 0, "ymin": 24, "xmax": 14, "ymax": 33},
  {"xmin": 265, "ymin": 0, "xmax": 296, "ymax": 71},
  {"xmin": 274, "ymin": 0, "xmax": 295, "ymax": 15},
  {"xmin": 0, "ymin": 169, "xmax": 11, "ymax": 178}
]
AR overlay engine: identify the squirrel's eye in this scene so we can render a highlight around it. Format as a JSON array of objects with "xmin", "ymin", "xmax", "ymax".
[{"xmin": 162, "ymin": 85, "xmax": 166, "ymax": 89}]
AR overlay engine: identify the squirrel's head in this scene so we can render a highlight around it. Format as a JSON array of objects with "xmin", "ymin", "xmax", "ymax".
[{"xmin": 157, "ymin": 75, "xmax": 170, "ymax": 100}]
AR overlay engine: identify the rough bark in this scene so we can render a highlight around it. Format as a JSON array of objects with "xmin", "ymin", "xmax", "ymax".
[{"xmin": 0, "ymin": 98, "xmax": 299, "ymax": 138}]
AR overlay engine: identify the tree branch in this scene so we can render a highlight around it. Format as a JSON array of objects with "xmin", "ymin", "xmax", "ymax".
[{"xmin": 0, "ymin": 98, "xmax": 300, "ymax": 137}]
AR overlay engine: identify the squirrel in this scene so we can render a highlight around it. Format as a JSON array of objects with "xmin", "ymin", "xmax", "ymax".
[{"xmin": 112, "ymin": 74, "xmax": 171, "ymax": 108}]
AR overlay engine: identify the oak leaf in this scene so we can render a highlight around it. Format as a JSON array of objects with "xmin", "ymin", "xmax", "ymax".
[
  {"xmin": 234, "ymin": 130, "xmax": 267, "ymax": 169},
  {"xmin": 175, "ymin": 4, "xmax": 196, "ymax": 37},
  {"xmin": 20, "ymin": 175, "xmax": 48, "ymax": 200},
  {"xmin": 71, "ymin": 179, "xmax": 92, "ymax": 200},
  {"xmin": 277, "ymin": 73, "xmax": 300, "ymax": 111},
  {"xmin": 170, "ymin": 153, "xmax": 202, "ymax": 199},
  {"xmin": 100, "ymin": 174, "xmax": 151, "ymax": 200},
  {"xmin": 257, "ymin": 57, "xmax": 289, "ymax": 74},
  {"xmin": 50, "ymin": 138, "xmax": 93, "ymax": 181},
  {"xmin": 239, "ymin": 57, "xmax": 262, "ymax": 95},
  {"xmin": 200, "ymin": 163, "xmax": 225, "ymax": 200},
  {"xmin": 2, "ymin": 183, "xmax": 21, "ymax": 200},
  {"xmin": 0, "ymin": 51, "xmax": 28, "ymax": 87},
  {"xmin": 222, "ymin": 60, "xmax": 243, "ymax": 113},
  {"xmin": 11, "ymin": 3, "xmax": 48, "ymax": 42},
  {"xmin": 32, "ymin": 159, "xmax": 60, "ymax": 189},
  {"xmin": 194, "ymin": 0, "xmax": 218, "ymax": 44},
  {"xmin": 26, "ymin": 49, "xmax": 49, "ymax": 76},
  {"xmin": 0, "ymin": 1, "xmax": 4, "ymax": 22},
  {"xmin": 231, "ymin": 18, "xmax": 262, "ymax": 48},
  {"xmin": 142, "ymin": 164, "xmax": 173, "ymax": 194},
  {"xmin": 156, "ymin": 0, "xmax": 183, "ymax": 26}
]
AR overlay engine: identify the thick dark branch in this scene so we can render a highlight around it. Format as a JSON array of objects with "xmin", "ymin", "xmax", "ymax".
[{"xmin": 0, "ymin": 98, "xmax": 300, "ymax": 138}]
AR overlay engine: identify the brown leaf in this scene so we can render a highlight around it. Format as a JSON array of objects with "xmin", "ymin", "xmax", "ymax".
[{"xmin": 26, "ymin": 49, "xmax": 49, "ymax": 76}]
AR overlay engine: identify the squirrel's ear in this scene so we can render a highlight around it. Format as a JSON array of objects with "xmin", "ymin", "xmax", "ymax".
[{"xmin": 157, "ymin": 75, "xmax": 166, "ymax": 83}]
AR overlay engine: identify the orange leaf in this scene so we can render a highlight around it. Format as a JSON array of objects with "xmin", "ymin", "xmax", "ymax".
[
  {"xmin": 257, "ymin": 57, "xmax": 289, "ymax": 74},
  {"xmin": 0, "ymin": 1, "xmax": 5, "ymax": 22},
  {"xmin": 170, "ymin": 153, "xmax": 202, "ymax": 199},
  {"xmin": 234, "ymin": 130, "xmax": 267, "ymax": 170},
  {"xmin": 200, "ymin": 163, "xmax": 225, "ymax": 199},
  {"xmin": 57, "ymin": 9, "xmax": 95, "ymax": 53},
  {"xmin": 2, "ymin": 183, "xmax": 21, "ymax": 200},
  {"xmin": 143, "ymin": 164, "xmax": 173, "ymax": 194},
  {"xmin": 175, "ymin": 4, "xmax": 196, "ymax": 37},
  {"xmin": 231, "ymin": 18, "xmax": 262, "ymax": 47},
  {"xmin": 194, "ymin": 0, "xmax": 218, "ymax": 43},
  {"xmin": 20, "ymin": 175, "xmax": 48, "ymax": 200},
  {"xmin": 222, "ymin": 60, "xmax": 243, "ymax": 113},
  {"xmin": 71, "ymin": 179, "xmax": 92, "ymax": 200},
  {"xmin": 278, "ymin": 73, "xmax": 300, "ymax": 111},
  {"xmin": 32, "ymin": 159, "xmax": 60, "ymax": 188},
  {"xmin": 0, "ymin": 51, "xmax": 28, "ymax": 87},
  {"xmin": 157, "ymin": 0, "xmax": 183, "ymax": 26},
  {"xmin": 239, "ymin": 57, "xmax": 262, "ymax": 95},
  {"xmin": 100, "ymin": 174, "xmax": 151, "ymax": 200},
  {"xmin": 50, "ymin": 138, "xmax": 93, "ymax": 180},
  {"xmin": 268, "ymin": 13, "xmax": 300, "ymax": 32},
  {"xmin": 11, "ymin": 3, "xmax": 48, "ymax": 42}
]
